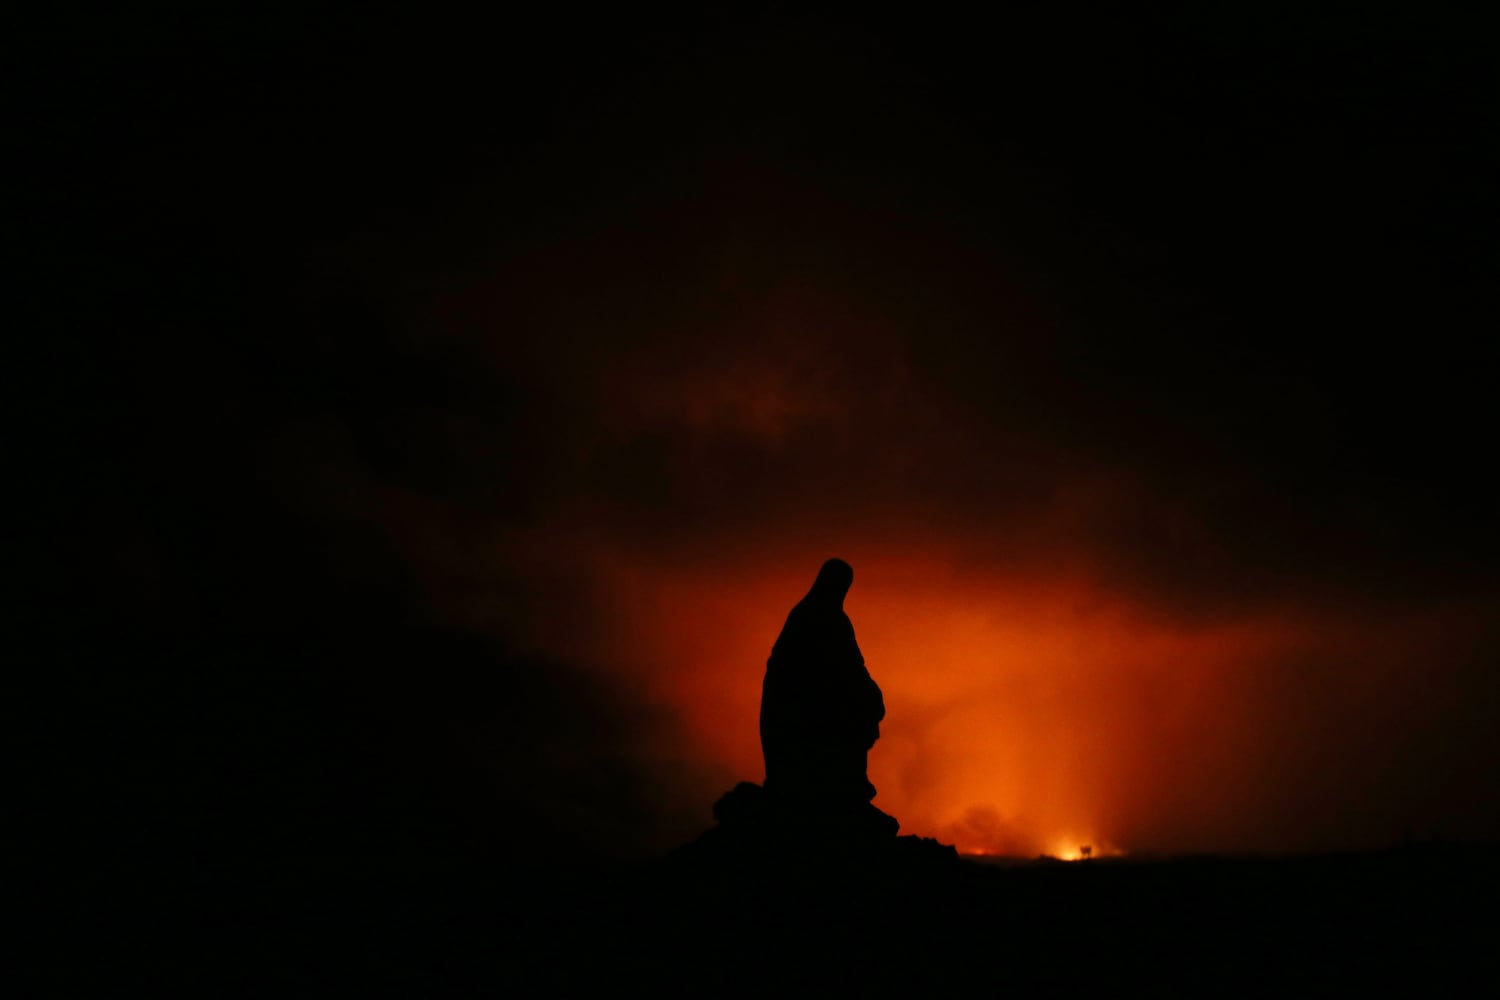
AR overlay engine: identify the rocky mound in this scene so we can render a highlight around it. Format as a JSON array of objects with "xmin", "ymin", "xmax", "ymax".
[{"xmin": 667, "ymin": 780, "xmax": 960, "ymax": 874}]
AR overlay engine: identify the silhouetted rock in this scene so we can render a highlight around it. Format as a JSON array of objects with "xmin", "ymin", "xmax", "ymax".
[
  {"xmin": 711, "ymin": 780, "xmax": 767, "ymax": 826},
  {"xmin": 711, "ymin": 779, "xmax": 899, "ymax": 840}
]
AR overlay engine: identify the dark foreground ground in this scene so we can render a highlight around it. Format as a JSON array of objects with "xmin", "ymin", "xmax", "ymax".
[{"xmin": 56, "ymin": 841, "xmax": 1500, "ymax": 995}]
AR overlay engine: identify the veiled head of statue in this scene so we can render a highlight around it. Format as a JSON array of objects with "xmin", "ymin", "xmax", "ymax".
[{"xmin": 807, "ymin": 558, "xmax": 854, "ymax": 607}]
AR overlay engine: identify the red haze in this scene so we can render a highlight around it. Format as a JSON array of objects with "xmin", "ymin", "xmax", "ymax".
[
  {"xmin": 469, "ymin": 538, "xmax": 1495, "ymax": 857},
  {"xmin": 364, "ymin": 142, "xmax": 1500, "ymax": 859}
]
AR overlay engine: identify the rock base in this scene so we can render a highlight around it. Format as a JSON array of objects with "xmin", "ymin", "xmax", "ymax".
[{"xmin": 668, "ymin": 780, "xmax": 959, "ymax": 873}]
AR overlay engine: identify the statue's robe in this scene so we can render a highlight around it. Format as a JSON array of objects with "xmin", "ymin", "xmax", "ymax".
[{"xmin": 759, "ymin": 559, "xmax": 885, "ymax": 807}]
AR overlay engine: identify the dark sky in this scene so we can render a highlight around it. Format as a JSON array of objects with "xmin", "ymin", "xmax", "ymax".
[{"xmin": 25, "ymin": 4, "xmax": 1500, "ymax": 867}]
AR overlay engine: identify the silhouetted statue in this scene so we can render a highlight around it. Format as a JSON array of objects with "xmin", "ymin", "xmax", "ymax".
[
  {"xmin": 760, "ymin": 558, "xmax": 885, "ymax": 809},
  {"xmin": 679, "ymin": 558, "xmax": 956, "ymax": 863}
]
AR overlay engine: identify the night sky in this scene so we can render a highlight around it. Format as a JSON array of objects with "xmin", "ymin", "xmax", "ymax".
[{"xmin": 25, "ymin": 4, "xmax": 1499, "ymax": 873}]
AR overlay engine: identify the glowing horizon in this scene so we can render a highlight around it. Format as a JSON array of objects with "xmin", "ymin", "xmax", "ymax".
[{"xmin": 451, "ymin": 536, "xmax": 1493, "ymax": 858}]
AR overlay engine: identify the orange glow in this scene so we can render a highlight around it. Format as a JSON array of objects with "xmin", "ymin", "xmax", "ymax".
[
  {"xmin": 362, "ymin": 136, "xmax": 1500, "ymax": 860},
  {"xmin": 460, "ymin": 502, "xmax": 1493, "ymax": 857}
]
